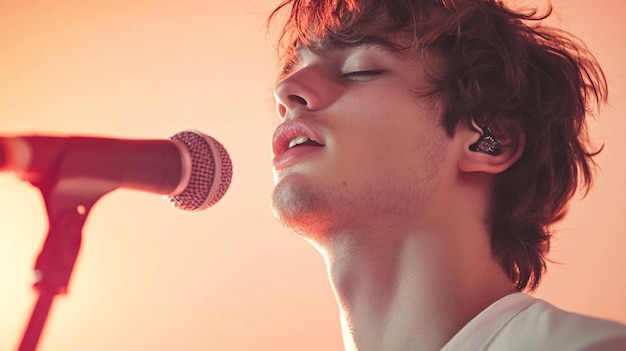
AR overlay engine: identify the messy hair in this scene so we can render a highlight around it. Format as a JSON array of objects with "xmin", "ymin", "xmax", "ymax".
[{"xmin": 267, "ymin": 0, "xmax": 607, "ymax": 291}]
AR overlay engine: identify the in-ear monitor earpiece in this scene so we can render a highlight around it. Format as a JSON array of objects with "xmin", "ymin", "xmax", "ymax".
[{"xmin": 469, "ymin": 119, "xmax": 501, "ymax": 156}]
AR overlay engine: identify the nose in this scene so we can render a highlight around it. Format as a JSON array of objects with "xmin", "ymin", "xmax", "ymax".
[{"xmin": 274, "ymin": 68, "xmax": 326, "ymax": 120}]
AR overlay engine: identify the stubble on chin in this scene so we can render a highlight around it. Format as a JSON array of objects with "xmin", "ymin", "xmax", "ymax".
[{"xmin": 270, "ymin": 179, "xmax": 335, "ymax": 239}]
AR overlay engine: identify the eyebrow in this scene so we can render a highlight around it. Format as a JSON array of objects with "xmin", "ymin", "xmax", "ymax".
[{"xmin": 278, "ymin": 41, "xmax": 402, "ymax": 80}]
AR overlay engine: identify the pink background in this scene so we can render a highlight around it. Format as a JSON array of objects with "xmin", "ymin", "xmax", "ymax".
[{"xmin": 1, "ymin": 0, "xmax": 624, "ymax": 350}]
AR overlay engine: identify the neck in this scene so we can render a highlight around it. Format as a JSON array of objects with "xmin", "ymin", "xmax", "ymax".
[{"xmin": 319, "ymin": 217, "xmax": 516, "ymax": 351}]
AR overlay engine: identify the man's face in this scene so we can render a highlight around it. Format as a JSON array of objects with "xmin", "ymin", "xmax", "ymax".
[{"xmin": 270, "ymin": 44, "xmax": 459, "ymax": 239}]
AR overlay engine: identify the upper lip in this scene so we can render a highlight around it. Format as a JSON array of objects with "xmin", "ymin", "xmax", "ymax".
[{"xmin": 272, "ymin": 119, "xmax": 325, "ymax": 158}]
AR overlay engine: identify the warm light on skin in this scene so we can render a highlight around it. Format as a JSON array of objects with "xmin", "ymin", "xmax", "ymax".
[
  {"xmin": 271, "ymin": 44, "xmax": 453, "ymax": 240},
  {"xmin": 0, "ymin": 1, "xmax": 624, "ymax": 350}
]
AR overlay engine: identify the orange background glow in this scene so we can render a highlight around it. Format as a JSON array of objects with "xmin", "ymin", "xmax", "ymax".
[{"xmin": 1, "ymin": 1, "xmax": 624, "ymax": 350}]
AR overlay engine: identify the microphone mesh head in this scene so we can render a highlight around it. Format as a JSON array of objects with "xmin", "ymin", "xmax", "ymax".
[{"xmin": 165, "ymin": 130, "xmax": 232, "ymax": 211}]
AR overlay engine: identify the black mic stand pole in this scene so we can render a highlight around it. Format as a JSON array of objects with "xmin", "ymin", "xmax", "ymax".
[{"xmin": 17, "ymin": 153, "xmax": 118, "ymax": 351}]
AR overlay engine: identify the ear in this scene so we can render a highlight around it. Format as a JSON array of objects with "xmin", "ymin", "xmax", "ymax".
[{"xmin": 457, "ymin": 123, "xmax": 525, "ymax": 174}]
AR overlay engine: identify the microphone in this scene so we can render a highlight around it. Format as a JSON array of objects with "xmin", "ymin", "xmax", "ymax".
[{"xmin": 0, "ymin": 130, "xmax": 232, "ymax": 211}]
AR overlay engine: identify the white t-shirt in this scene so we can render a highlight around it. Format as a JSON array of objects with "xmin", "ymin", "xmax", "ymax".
[{"xmin": 441, "ymin": 293, "xmax": 626, "ymax": 350}]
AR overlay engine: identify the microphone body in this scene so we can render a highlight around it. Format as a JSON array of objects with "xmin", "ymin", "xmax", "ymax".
[{"xmin": 0, "ymin": 131, "xmax": 232, "ymax": 210}]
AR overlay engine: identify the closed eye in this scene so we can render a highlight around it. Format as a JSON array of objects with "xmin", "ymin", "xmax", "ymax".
[{"xmin": 340, "ymin": 70, "xmax": 383, "ymax": 81}]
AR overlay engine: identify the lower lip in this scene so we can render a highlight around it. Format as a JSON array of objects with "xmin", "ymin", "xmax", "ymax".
[{"xmin": 273, "ymin": 145, "xmax": 323, "ymax": 170}]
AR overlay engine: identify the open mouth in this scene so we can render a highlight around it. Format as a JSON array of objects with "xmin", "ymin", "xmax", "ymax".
[
  {"xmin": 272, "ymin": 121, "xmax": 326, "ymax": 159},
  {"xmin": 288, "ymin": 135, "xmax": 324, "ymax": 149}
]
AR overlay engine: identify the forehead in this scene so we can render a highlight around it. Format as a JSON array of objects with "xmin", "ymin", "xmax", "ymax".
[{"xmin": 271, "ymin": 0, "xmax": 447, "ymax": 73}]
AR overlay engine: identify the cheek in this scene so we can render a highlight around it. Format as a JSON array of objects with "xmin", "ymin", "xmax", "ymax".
[
  {"xmin": 330, "ymin": 92, "xmax": 444, "ymax": 182},
  {"xmin": 328, "ymin": 126, "xmax": 411, "ymax": 189}
]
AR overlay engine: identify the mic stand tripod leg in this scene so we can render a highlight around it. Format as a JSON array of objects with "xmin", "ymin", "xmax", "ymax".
[
  {"xmin": 18, "ymin": 283, "xmax": 57, "ymax": 351},
  {"xmin": 17, "ymin": 177, "xmax": 114, "ymax": 351}
]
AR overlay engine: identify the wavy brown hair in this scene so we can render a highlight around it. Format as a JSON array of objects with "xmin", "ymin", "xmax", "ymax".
[{"xmin": 267, "ymin": 0, "xmax": 607, "ymax": 291}]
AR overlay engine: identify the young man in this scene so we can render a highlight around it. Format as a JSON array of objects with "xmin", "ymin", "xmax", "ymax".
[{"xmin": 268, "ymin": 0, "xmax": 626, "ymax": 349}]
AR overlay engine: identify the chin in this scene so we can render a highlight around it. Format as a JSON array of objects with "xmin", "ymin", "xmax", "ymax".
[{"xmin": 270, "ymin": 181, "xmax": 335, "ymax": 241}]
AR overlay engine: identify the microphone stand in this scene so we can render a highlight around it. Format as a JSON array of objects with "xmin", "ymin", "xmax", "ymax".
[{"xmin": 17, "ymin": 153, "xmax": 119, "ymax": 351}]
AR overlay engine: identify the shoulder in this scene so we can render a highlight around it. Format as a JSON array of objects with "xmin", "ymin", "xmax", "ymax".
[
  {"xmin": 443, "ymin": 293, "xmax": 626, "ymax": 351},
  {"xmin": 497, "ymin": 295, "xmax": 626, "ymax": 350}
]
